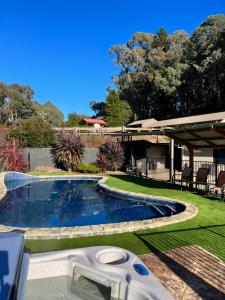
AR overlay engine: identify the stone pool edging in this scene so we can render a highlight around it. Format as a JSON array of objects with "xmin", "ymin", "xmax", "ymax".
[
  {"xmin": 0, "ymin": 172, "xmax": 7, "ymax": 202},
  {"xmin": 0, "ymin": 172, "xmax": 198, "ymax": 240}
]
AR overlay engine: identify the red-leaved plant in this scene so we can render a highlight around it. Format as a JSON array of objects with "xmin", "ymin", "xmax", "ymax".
[
  {"xmin": 97, "ymin": 138, "xmax": 125, "ymax": 171},
  {"xmin": 51, "ymin": 130, "xmax": 85, "ymax": 172},
  {"xmin": 96, "ymin": 154, "xmax": 109, "ymax": 172},
  {"xmin": 0, "ymin": 139, "xmax": 28, "ymax": 172}
]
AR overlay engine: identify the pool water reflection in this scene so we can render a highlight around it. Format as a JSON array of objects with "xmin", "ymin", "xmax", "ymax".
[{"xmin": 0, "ymin": 179, "xmax": 184, "ymax": 228}]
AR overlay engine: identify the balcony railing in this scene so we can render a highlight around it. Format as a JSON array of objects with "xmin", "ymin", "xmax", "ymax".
[
  {"xmin": 131, "ymin": 157, "xmax": 225, "ymax": 184},
  {"xmin": 180, "ymin": 160, "xmax": 225, "ymax": 184}
]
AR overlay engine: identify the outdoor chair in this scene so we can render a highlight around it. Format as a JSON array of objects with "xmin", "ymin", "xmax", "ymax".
[
  {"xmin": 208, "ymin": 170, "xmax": 225, "ymax": 201},
  {"xmin": 172, "ymin": 167, "xmax": 193, "ymax": 190},
  {"xmin": 134, "ymin": 161, "xmax": 143, "ymax": 177},
  {"xmin": 126, "ymin": 165, "xmax": 135, "ymax": 175},
  {"xmin": 187, "ymin": 167, "xmax": 210, "ymax": 193},
  {"xmin": 126, "ymin": 161, "xmax": 143, "ymax": 177}
]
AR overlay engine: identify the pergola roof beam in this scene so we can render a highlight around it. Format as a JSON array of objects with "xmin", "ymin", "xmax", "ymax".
[
  {"xmin": 184, "ymin": 130, "xmax": 217, "ymax": 147},
  {"xmin": 164, "ymin": 122, "xmax": 225, "ymax": 149},
  {"xmin": 212, "ymin": 126, "xmax": 225, "ymax": 138},
  {"xmin": 165, "ymin": 133, "xmax": 194, "ymax": 149}
]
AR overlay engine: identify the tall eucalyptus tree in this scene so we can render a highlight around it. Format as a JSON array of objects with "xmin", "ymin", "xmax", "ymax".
[
  {"xmin": 110, "ymin": 28, "xmax": 189, "ymax": 119},
  {"xmin": 179, "ymin": 14, "xmax": 225, "ymax": 115}
]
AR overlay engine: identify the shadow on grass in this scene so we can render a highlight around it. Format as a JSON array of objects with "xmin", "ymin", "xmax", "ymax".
[
  {"xmin": 199, "ymin": 224, "xmax": 225, "ymax": 239},
  {"xmin": 138, "ymin": 223, "xmax": 225, "ymax": 237},
  {"xmin": 109, "ymin": 175, "xmax": 222, "ymax": 202},
  {"xmin": 135, "ymin": 231, "xmax": 225, "ymax": 299},
  {"xmin": 135, "ymin": 223, "xmax": 225, "ymax": 261},
  {"xmin": 110, "ymin": 175, "xmax": 177, "ymax": 190}
]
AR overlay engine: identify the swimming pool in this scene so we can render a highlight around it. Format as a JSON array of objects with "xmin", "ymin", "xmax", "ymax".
[{"xmin": 0, "ymin": 178, "xmax": 185, "ymax": 228}]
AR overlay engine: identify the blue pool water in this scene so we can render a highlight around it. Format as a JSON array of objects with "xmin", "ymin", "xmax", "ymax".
[{"xmin": 0, "ymin": 179, "xmax": 185, "ymax": 227}]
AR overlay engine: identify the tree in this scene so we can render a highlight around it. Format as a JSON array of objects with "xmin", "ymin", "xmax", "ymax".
[
  {"xmin": 51, "ymin": 131, "xmax": 85, "ymax": 172},
  {"xmin": 105, "ymin": 90, "xmax": 132, "ymax": 126},
  {"xmin": 0, "ymin": 139, "xmax": 27, "ymax": 172},
  {"xmin": 110, "ymin": 15, "xmax": 225, "ymax": 119},
  {"xmin": 179, "ymin": 14, "xmax": 225, "ymax": 115},
  {"xmin": 90, "ymin": 100, "xmax": 106, "ymax": 118},
  {"xmin": 152, "ymin": 28, "xmax": 170, "ymax": 50},
  {"xmin": 0, "ymin": 83, "xmax": 65, "ymax": 127},
  {"xmin": 41, "ymin": 101, "xmax": 64, "ymax": 127},
  {"xmin": 8, "ymin": 116, "xmax": 55, "ymax": 147},
  {"xmin": 97, "ymin": 137, "xmax": 125, "ymax": 171},
  {"xmin": 110, "ymin": 28, "xmax": 189, "ymax": 119},
  {"xmin": 0, "ymin": 83, "xmax": 36, "ymax": 123},
  {"xmin": 32, "ymin": 100, "xmax": 64, "ymax": 126},
  {"xmin": 65, "ymin": 112, "xmax": 86, "ymax": 127},
  {"xmin": 32, "ymin": 101, "xmax": 43, "ymax": 115}
]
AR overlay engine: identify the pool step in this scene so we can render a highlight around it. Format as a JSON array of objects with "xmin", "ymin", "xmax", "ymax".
[
  {"xmin": 150, "ymin": 204, "xmax": 165, "ymax": 216},
  {"xmin": 165, "ymin": 204, "xmax": 176, "ymax": 214}
]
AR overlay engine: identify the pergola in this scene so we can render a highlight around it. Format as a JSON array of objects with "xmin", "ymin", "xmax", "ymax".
[{"xmin": 165, "ymin": 122, "xmax": 225, "ymax": 181}]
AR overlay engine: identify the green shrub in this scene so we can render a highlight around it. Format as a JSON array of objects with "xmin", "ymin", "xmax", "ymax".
[
  {"xmin": 7, "ymin": 116, "xmax": 55, "ymax": 147},
  {"xmin": 76, "ymin": 163, "xmax": 99, "ymax": 173}
]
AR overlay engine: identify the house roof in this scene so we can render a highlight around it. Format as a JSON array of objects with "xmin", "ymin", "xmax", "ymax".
[
  {"xmin": 127, "ymin": 118, "xmax": 157, "ymax": 128},
  {"xmin": 150, "ymin": 111, "xmax": 225, "ymax": 129},
  {"xmin": 127, "ymin": 111, "xmax": 225, "ymax": 129},
  {"xmin": 82, "ymin": 118, "xmax": 106, "ymax": 125}
]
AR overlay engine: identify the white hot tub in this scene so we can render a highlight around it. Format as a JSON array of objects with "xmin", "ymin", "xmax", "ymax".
[{"xmin": 24, "ymin": 246, "xmax": 174, "ymax": 300}]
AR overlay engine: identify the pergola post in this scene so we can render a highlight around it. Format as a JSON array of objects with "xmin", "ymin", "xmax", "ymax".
[
  {"xmin": 188, "ymin": 146, "xmax": 194, "ymax": 187},
  {"xmin": 169, "ymin": 138, "xmax": 174, "ymax": 182}
]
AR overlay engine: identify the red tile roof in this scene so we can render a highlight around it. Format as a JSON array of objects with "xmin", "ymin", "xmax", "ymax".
[{"xmin": 82, "ymin": 118, "xmax": 106, "ymax": 125}]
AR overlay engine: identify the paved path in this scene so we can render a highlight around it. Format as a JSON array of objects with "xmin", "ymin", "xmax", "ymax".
[{"xmin": 140, "ymin": 245, "xmax": 225, "ymax": 300}]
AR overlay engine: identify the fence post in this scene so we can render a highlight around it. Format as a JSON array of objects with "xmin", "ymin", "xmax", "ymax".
[{"xmin": 188, "ymin": 146, "xmax": 194, "ymax": 189}]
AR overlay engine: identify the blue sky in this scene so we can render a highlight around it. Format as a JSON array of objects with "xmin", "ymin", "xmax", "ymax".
[{"xmin": 0, "ymin": 1, "xmax": 225, "ymax": 119}]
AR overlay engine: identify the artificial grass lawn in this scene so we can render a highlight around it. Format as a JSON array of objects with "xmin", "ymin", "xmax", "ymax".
[{"xmin": 25, "ymin": 175, "xmax": 225, "ymax": 262}]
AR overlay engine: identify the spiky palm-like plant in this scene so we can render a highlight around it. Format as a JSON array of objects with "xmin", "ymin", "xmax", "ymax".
[
  {"xmin": 52, "ymin": 131, "xmax": 85, "ymax": 172},
  {"xmin": 98, "ymin": 137, "xmax": 124, "ymax": 171},
  {"xmin": 0, "ymin": 139, "xmax": 28, "ymax": 172}
]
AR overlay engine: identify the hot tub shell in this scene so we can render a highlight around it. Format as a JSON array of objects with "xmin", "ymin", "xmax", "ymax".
[{"xmin": 25, "ymin": 246, "xmax": 174, "ymax": 300}]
